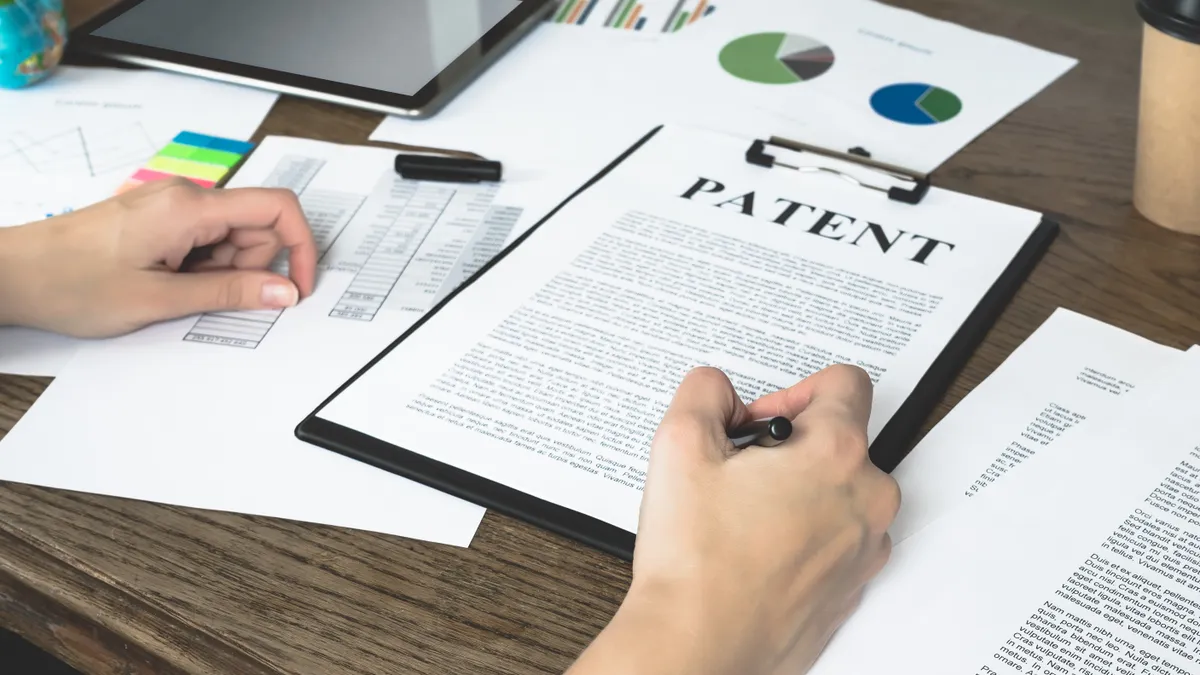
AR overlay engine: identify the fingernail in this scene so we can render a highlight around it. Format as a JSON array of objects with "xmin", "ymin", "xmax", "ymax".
[{"xmin": 261, "ymin": 281, "xmax": 299, "ymax": 308}]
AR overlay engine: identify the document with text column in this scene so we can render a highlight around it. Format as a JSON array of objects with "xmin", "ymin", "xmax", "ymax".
[
  {"xmin": 298, "ymin": 124, "xmax": 1057, "ymax": 558},
  {"xmin": 807, "ymin": 347, "xmax": 1200, "ymax": 675},
  {"xmin": 890, "ymin": 308, "xmax": 1181, "ymax": 544}
]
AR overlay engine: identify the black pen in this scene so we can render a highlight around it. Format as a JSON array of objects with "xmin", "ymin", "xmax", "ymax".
[{"xmin": 728, "ymin": 417, "xmax": 793, "ymax": 450}]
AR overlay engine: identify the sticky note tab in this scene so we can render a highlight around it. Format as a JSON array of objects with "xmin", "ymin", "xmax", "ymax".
[
  {"xmin": 157, "ymin": 143, "xmax": 244, "ymax": 168},
  {"xmin": 172, "ymin": 131, "xmax": 256, "ymax": 155},
  {"xmin": 131, "ymin": 168, "xmax": 216, "ymax": 188},
  {"xmin": 115, "ymin": 131, "xmax": 255, "ymax": 195},
  {"xmin": 146, "ymin": 156, "xmax": 229, "ymax": 182}
]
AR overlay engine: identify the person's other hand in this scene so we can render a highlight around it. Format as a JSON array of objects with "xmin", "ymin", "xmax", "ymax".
[
  {"xmin": 0, "ymin": 178, "xmax": 316, "ymax": 338},
  {"xmin": 568, "ymin": 365, "xmax": 899, "ymax": 675}
]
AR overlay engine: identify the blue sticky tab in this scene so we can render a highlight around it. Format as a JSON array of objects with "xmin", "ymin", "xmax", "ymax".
[
  {"xmin": 172, "ymin": 131, "xmax": 255, "ymax": 155},
  {"xmin": 205, "ymin": 136, "xmax": 256, "ymax": 155}
]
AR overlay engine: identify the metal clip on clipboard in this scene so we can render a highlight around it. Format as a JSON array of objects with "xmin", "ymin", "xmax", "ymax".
[{"xmin": 745, "ymin": 136, "xmax": 932, "ymax": 205}]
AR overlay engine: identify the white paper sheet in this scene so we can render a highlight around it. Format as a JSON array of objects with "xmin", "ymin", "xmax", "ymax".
[
  {"xmin": 629, "ymin": 0, "xmax": 1079, "ymax": 174},
  {"xmin": 0, "ymin": 174, "xmax": 117, "ymax": 224},
  {"xmin": 318, "ymin": 124, "xmax": 1047, "ymax": 535},
  {"xmin": 0, "ymin": 66, "xmax": 280, "ymax": 376},
  {"xmin": 890, "ymin": 308, "xmax": 1181, "ymax": 543},
  {"xmin": 0, "ymin": 137, "xmax": 542, "ymax": 546},
  {"xmin": 369, "ymin": 24, "xmax": 670, "ymax": 224},
  {"xmin": 0, "ymin": 328, "xmax": 78, "ymax": 377},
  {"xmin": 809, "ymin": 347, "xmax": 1200, "ymax": 675}
]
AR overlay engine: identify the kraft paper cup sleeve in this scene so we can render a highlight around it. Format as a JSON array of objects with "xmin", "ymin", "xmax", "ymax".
[{"xmin": 1134, "ymin": 0, "xmax": 1200, "ymax": 234}]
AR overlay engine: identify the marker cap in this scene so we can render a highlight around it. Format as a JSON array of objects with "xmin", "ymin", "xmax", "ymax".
[{"xmin": 395, "ymin": 154, "xmax": 502, "ymax": 183}]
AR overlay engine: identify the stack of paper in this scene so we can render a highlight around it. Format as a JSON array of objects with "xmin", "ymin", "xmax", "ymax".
[
  {"xmin": 0, "ymin": 133, "xmax": 603, "ymax": 546},
  {"xmin": 803, "ymin": 309, "xmax": 1200, "ymax": 674}
]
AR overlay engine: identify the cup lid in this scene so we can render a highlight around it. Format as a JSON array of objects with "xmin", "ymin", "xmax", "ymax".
[{"xmin": 1139, "ymin": 0, "xmax": 1200, "ymax": 44}]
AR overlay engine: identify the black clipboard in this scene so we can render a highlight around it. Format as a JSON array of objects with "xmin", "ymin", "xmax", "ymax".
[{"xmin": 296, "ymin": 125, "xmax": 1059, "ymax": 561}]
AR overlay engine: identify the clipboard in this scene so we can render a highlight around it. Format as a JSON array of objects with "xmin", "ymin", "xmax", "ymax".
[{"xmin": 295, "ymin": 126, "xmax": 1060, "ymax": 561}]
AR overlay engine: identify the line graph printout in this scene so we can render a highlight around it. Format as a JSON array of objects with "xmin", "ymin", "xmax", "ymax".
[
  {"xmin": 0, "ymin": 123, "xmax": 160, "ymax": 178},
  {"xmin": 0, "ymin": 66, "xmax": 279, "ymax": 183},
  {"xmin": 184, "ymin": 137, "xmax": 526, "ymax": 349}
]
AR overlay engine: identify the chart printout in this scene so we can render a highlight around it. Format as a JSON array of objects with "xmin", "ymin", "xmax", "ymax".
[
  {"xmin": 184, "ymin": 143, "xmax": 524, "ymax": 349},
  {"xmin": 552, "ymin": 0, "xmax": 717, "ymax": 33}
]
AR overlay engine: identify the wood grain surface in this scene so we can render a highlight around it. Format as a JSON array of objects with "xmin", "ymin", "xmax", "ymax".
[{"xmin": 4, "ymin": 1, "xmax": 1199, "ymax": 673}]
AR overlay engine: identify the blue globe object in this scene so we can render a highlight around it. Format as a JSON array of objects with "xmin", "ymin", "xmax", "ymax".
[{"xmin": 0, "ymin": 0, "xmax": 67, "ymax": 89}]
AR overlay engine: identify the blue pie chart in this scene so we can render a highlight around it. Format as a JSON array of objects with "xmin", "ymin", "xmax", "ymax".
[{"xmin": 870, "ymin": 83, "xmax": 963, "ymax": 125}]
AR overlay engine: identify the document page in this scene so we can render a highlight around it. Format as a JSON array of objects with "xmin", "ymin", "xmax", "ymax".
[
  {"xmin": 890, "ymin": 308, "xmax": 1181, "ymax": 543},
  {"xmin": 318, "ymin": 124, "xmax": 1047, "ymax": 534},
  {"xmin": 179, "ymin": 136, "xmax": 547, "ymax": 349},
  {"xmin": 0, "ymin": 135, "xmax": 597, "ymax": 544},
  {"xmin": 809, "ymin": 347, "xmax": 1200, "ymax": 675}
]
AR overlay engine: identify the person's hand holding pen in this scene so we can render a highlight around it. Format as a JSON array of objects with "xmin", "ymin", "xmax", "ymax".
[
  {"xmin": 568, "ymin": 365, "xmax": 900, "ymax": 675},
  {"xmin": 0, "ymin": 177, "xmax": 317, "ymax": 339}
]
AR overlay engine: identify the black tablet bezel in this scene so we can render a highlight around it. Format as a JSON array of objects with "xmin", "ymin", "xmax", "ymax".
[
  {"xmin": 69, "ymin": 0, "xmax": 557, "ymax": 117},
  {"xmin": 295, "ymin": 126, "xmax": 1060, "ymax": 561}
]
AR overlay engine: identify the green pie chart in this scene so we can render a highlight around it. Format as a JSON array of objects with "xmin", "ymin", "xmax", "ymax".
[{"xmin": 719, "ymin": 32, "xmax": 835, "ymax": 85}]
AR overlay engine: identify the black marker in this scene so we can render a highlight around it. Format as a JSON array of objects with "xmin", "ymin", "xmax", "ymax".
[
  {"xmin": 728, "ymin": 417, "xmax": 793, "ymax": 450},
  {"xmin": 395, "ymin": 153, "xmax": 502, "ymax": 183}
]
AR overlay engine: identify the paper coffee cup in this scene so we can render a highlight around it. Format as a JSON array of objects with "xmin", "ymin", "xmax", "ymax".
[{"xmin": 1134, "ymin": 0, "xmax": 1200, "ymax": 234}]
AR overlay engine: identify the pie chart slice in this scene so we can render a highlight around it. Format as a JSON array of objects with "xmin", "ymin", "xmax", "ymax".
[
  {"xmin": 870, "ymin": 83, "xmax": 963, "ymax": 125},
  {"xmin": 779, "ymin": 34, "xmax": 835, "ymax": 81},
  {"xmin": 720, "ymin": 32, "xmax": 835, "ymax": 85}
]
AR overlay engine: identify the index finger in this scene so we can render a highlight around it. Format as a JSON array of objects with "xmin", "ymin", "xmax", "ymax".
[
  {"xmin": 655, "ymin": 367, "xmax": 753, "ymax": 464},
  {"xmin": 197, "ymin": 187, "xmax": 318, "ymax": 298},
  {"xmin": 746, "ymin": 364, "xmax": 873, "ymax": 429}
]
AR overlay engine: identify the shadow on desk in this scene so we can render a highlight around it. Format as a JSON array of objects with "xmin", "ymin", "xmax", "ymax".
[{"xmin": 0, "ymin": 629, "xmax": 81, "ymax": 675}]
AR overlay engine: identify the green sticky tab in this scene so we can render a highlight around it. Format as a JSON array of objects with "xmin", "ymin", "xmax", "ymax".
[
  {"xmin": 190, "ymin": 147, "xmax": 244, "ymax": 168},
  {"xmin": 156, "ymin": 143, "xmax": 197, "ymax": 161},
  {"xmin": 146, "ymin": 156, "xmax": 229, "ymax": 182},
  {"xmin": 157, "ymin": 143, "xmax": 242, "ymax": 168}
]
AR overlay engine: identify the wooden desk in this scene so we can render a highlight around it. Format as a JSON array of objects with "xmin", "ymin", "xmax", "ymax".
[{"xmin": 3, "ymin": 1, "xmax": 1199, "ymax": 673}]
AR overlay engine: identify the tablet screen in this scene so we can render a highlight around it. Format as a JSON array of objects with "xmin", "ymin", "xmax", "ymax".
[{"xmin": 91, "ymin": 0, "xmax": 524, "ymax": 97}]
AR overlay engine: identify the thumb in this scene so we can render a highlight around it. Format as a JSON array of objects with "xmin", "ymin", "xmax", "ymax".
[{"xmin": 144, "ymin": 269, "xmax": 300, "ymax": 321}]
